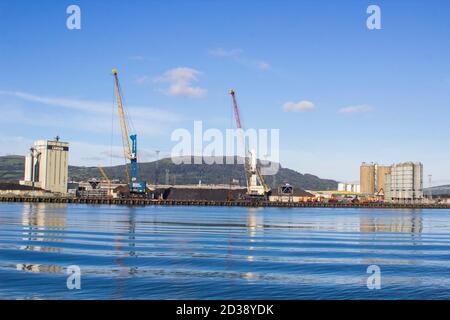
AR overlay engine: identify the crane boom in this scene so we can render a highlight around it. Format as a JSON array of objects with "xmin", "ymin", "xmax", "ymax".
[
  {"xmin": 230, "ymin": 89, "xmax": 242, "ymax": 129},
  {"xmin": 113, "ymin": 70, "xmax": 132, "ymax": 161},
  {"xmin": 98, "ymin": 165, "xmax": 110, "ymax": 183},
  {"xmin": 230, "ymin": 89, "xmax": 249, "ymax": 189},
  {"xmin": 98, "ymin": 165, "xmax": 112, "ymax": 196}
]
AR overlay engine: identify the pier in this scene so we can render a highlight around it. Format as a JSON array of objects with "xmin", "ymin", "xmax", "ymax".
[{"xmin": 0, "ymin": 196, "xmax": 449, "ymax": 209}]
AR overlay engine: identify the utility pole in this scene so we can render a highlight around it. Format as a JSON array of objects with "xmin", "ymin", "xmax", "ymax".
[
  {"xmin": 30, "ymin": 147, "xmax": 35, "ymax": 191},
  {"xmin": 155, "ymin": 150, "xmax": 160, "ymax": 188},
  {"xmin": 428, "ymin": 174, "xmax": 433, "ymax": 201}
]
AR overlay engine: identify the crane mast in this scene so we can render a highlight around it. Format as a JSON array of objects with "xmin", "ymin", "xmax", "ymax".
[{"xmin": 112, "ymin": 68, "xmax": 146, "ymax": 195}]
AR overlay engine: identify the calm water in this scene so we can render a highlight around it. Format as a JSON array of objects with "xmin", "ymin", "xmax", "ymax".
[{"xmin": 0, "ymin": 203, "xmax": 449, "ymax": 300}]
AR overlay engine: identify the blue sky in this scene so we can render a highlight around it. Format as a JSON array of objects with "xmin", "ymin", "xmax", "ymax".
[{"xmin": 1, "ymin": 0, "xmax": 450, "ymax": 184}]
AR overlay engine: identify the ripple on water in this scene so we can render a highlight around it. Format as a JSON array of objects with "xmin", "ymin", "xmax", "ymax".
[{"xmin": 0, "ymin": 203, "xmax": 449, "ymax": 299}]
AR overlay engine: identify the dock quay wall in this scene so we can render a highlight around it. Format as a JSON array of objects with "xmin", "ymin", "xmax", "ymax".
[{"xmin": 0, "ymin": 196, "xmax": 449, "ymax": 209}]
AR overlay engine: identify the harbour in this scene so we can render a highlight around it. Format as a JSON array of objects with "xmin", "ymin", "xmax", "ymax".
[
  {"xmin": 2, "ymin": 0, "xmax": 450, "ymax": 305},
  {"xmin": 1, "ymin": 202, "xmax": 449, "ymax": 300},
  {"xmin": 1, "ymin": 195, "xmax": 450, "ymax": 209}
]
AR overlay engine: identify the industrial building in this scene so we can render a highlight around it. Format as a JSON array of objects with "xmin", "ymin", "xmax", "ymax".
[
  {"xmin": 0, "ymin": 183, "xmax": 46, "ymax": 197},
  {"xmin": 360, "ymin": 162, "xmax": 391, "ymax": 195},
  {"xmin": 269, "ymin": 184, "xmax": 314, "ymax": 202},
  {"xmin": 376, "ymin": 165, "xmax": 391, "ymax": 195},
  {"xmin": 360, "ymin": 163, "xmax": 375, "ymax": 194},
  {"xmin": 20, "ymin": 137, "xmax": 69, "ymax": 194},
  {"xmin": 384, "ymin": 162, "xmax": 423, "ymax": 204},
  {"xmin": 338, "ymin": 183, "xmax": 360, "ymax": 193}
]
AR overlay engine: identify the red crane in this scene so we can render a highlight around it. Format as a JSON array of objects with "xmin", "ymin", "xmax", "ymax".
[
  {"xmin": 230, "ymin": 89, "xmax": 243, "ymax": 129},
  {"xmin": 229, "ymin": 89, "xmax": 270, "ymax": 198}
]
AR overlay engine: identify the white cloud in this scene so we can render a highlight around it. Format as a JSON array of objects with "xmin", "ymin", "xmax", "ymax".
[
  {"xmin": 70, "ymin": 141, "xmax": 158, "ymax": 166},
  {"xmin": 0, "ymin": 90, "xmax": 111, "ymax": 113},
  {"xmin": 257, "ymin": 61, "xmax": 271, "ymax": 70},
  {"xmin": 129, "ymin": 55, "xmax": 145, "ymax": 61},
  {"xmin": 208, "ymin": 48, "xmax": 243, "ymax": 58},
  {"xmin": 153, "ymin": 67, "xmax": 207, "ymax": 98},
  {"xmin": 0, "ymin": 136, "xmax": 34, "ymax": 157},
  {"xmin": 135, "ymin": 75, "xmax": 150, "ymax": 85},
  {"xmin": 0, "ymin": 91, "xmax": 183, "ymax": 136},
  {"xmin": 70, "ymin": 141, "xmax": 172, "ymax": 166},
  {"xmin": 166, "ymin": 83, "xmax": 207, "ymax": 97},
  {"xmin": 0, "ymin": 134, "xmax": 170, "ymax": 167},
  {"xmin": 283, "ymin": 100, "xmax": 315, "ymax": 112},
  {"xmin": 208, "ymin": 48, "xmax": 270, "ymax": 71},
  {"xmin": 338, "ymin": 105, "xmax": 373, "ymax": 114},
  {"xmin": 129, "ymin": 55, "xmax": 157, "ymax": 62}
]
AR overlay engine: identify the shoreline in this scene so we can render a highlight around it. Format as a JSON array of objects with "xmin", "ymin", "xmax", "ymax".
[{"xmin": 0, "ymin": 196, "xmax": 449, "ymax": 209}]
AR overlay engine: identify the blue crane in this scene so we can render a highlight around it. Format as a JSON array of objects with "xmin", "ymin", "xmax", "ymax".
[{"xmin": 112, "ymin": 68, "xmax": 146, "ymax": 194}]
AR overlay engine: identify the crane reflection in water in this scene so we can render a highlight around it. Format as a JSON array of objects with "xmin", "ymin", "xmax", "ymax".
[
  {"xmin": 241, "ymin": 208, "xmax": 265, "ymax": 280},
  {"xmin": 112, "ymin": 207, "xmax": 137, "ymax": 299}
]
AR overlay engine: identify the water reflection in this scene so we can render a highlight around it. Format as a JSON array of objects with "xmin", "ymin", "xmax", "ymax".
[
  {"xmin": 360, "ymin": 213, "xmax": 423, "ymax": 233},
  {"xmin": 244, "ymin": 209, "xmax": 264, "ymax": 271},
  {"xmin": 247, "ymin": 208, "xmax": 263, "ymax": 238},
  {"xmin": 16, "ymin": 263, "xmax": 63, "ymax": 273},
  {"xmin": 20, "ymin": 203, "xmax": 67, "ymax": 252},
  {"xmin": 3, "ymin": 204, "xmax": 449, "ymax": 299},
  {"xmin": 17, "ymin": 203, "xmax": 67, "ymax": 273},
  {"xmin": 113, "ymin": 208, "xmax": 137, "ymax": 299},
  {"xmin": 359, "ymin": 212, "xmax": 424, "ymax": 267}
]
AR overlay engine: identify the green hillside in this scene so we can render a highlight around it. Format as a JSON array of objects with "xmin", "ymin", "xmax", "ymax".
[
  {"xmin": 0, "ymin": 155, "xmax": 337, "ymax": 191},
  {"xmin": 0, "ymin": 156, "xmax": 26, "ymax": 181}
]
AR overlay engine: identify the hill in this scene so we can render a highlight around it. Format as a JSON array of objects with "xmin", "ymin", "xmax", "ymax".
[
  {"xmin": 0, "ymin": 155, "xmax": 338, "ymax": 191},
  {"xmin": 0, "ymin": 156, "xmax": 26, "ymax": 181},
  {"xmin": 424, "ymin": 185, "xmax": 450, "ymax": 197}
]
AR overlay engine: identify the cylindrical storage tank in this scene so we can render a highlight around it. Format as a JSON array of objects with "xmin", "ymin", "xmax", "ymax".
[
  {"xmin": 360, "ymin": 163, "xmax": 375, "ymax": 194},
  {"xmin": 24, "ymin": 154, "xmax": 32, "ymax": 181}
]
